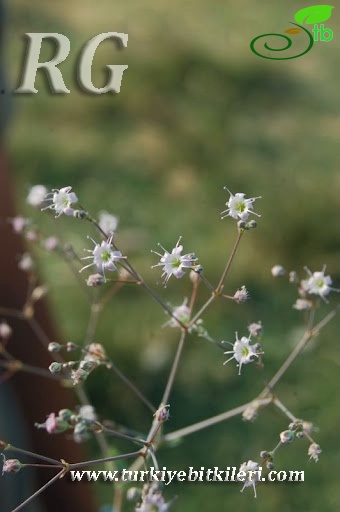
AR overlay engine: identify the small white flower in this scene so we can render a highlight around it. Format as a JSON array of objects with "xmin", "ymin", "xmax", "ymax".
[
  {"xmin": 301, "ymin": 265, "xmax": 339, "ymax": 302},
  {"xmin": 293, "ymin": 298, "xmax": 312, "ymax": 311},
  {"xmin": 98, "ymin": 210, "xmax": 119, "ymax": 234},
  {"xmin": 43, "ymin": 236, "xmax": 59, "ymax": 251},
  {"xmin": 151, "ymin": 237, "xmax": 198, "ymax": 287},
  {"xmin": 223, "ymin": 333, "xmax": 263, "ymax": 375},
  {"xmin": 9, "ymin": 216, "xmax": 29, "ymax": 233},
  {"xmin": 238, "ymin": 460, "xmax": 260, "ymax": 497},
  {"xmin": 0, "ymin": 321, "xmax": 12, "ymax": 340},
  {"xmin": 80, "ymin": 234, "xmax": 126, "ymax": 279},
  {"xmin": 163, "ymin": 298, "xmax": 191, "ymax": 328},
  {"xmin": 233, "ymin": 285, "xmax": 250, "ymax": 303},
  {"xmin": 248, "ymin": 321, "xmax": 262, "ymax": 338},
  {"xmin": 18, "ymin": 253, "xmax": 34, "ymax": 272},
  {"xmin": 271, "ymin": 264, "xmax": 286, "ymax": 277},
  {"xmin": 27, "ymin": 185, "xmax": 48, "ymax": 207},
  {"xmin": 42, "ymin": 186, "xmax": 78, "ymax": 217},
  {"xmin": 78, "ymin": 405, "xmax": 97, "ymax": 422},
  {"xmin": 308, "ymin": 442, "xmax": 321, "ymax": 463},
  {"xmin": 221, "ymin": 189, "xmax": 261, "ymax": 222}
]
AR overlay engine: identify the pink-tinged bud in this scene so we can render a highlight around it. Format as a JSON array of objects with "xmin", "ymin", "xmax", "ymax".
[
  {"xmin": 9, "ymin": 216, "xmax": 28, "ymax": 233},
  {"xmin": 44, "ymin": 236, "xmax": 59, "ymax": 251},
  {"xmin": 84, "ymin": 343, "xmax": 107, "ymax": 362},
  {"xmin": 280, "ymin": 430, "xmax": 295, "ymax": 444},
  {"xmin": 66, "ymin": 342, "xmax": 77, "ymax": 352},
  {"xmin": 2, "ymin": 458, "xmax": 22, "ymax": 474},
  {"xmin": 154, "ymin": 404, "xmax": 170, "ymax": 423},
  {"xmin": 86, "ymin": 273, "xmax": 106, "ymax": 287},
  {"xmin": 45, "ymin": 413, "xmax": 70, "ymax": 434}
]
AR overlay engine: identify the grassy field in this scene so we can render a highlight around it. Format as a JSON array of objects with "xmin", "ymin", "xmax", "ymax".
[{"xmin": 4, "ymin": 1, "xmax": 340, "ymax": 510}]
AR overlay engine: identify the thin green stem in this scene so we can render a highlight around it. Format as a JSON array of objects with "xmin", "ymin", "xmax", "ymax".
[
  {"xmin": 163, "ymin": 398, "xmax": 272, "ymax": 442},
  {"xmin": 68, "ymin": 450, "xmax": 141, "ymax": 470},
  {"xmin": 161, "ymin": 330, "xmax": 187, "ymax": 405},
  {"xmin": 4, "ymin": 445, "xmax": 61, "ymax": 465},
  {"xmin": 216, "ymin": 230, "xmax": 243, "ymax": 293}
]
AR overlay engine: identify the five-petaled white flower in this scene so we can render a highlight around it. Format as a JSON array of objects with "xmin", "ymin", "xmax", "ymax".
[
  {"xmin": 301, "ymin": 265, "xmax": 339, "ymax": 302},
  {"xmin": 80, "ymin": 234, "xmax": 126, "ymax": 279},
  {"xmin": 223, "ymin": 332, "xmax": 263, "ymax": 375},
  {"xmin": 238, "ymin": 460, "xmax": 260, "ymax": 497},
  {"xmin": 43, "ymin": 186, "xmax": 78, "ymax": 217},
  {"xmin": 151, "ymin": 237, "xmax": 198, "ymax": 287},
  {"xmin": 221, "ymin": 189, "xmax": 261, "ymax": 221}
]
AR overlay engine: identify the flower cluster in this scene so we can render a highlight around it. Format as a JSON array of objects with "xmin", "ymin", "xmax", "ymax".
[
  {"xmin": 35, "ymin": 406, "xmax": 98, "ymax": 442},
  {"xmin": 48, "ymin": 342, "xmax": 109, "ymax": 384}
]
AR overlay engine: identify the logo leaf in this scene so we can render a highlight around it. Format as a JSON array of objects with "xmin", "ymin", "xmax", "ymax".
[{"xmin": 294, "ymin": 5, "xmax": 334, "ymax": 24}]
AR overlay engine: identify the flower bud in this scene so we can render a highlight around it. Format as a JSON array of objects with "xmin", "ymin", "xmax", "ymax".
[
  {"xmin": 49, "ymin": 362, "xmax": 62, "ymax": 374},
  {"xmin": 0, "ymin": 321, "xmax": 12, "ymax": 340},
  {"xmin": 48, "ymin": 342, "xmax": 61, "ymax": 353},
  {"xmin": 280, "ymin": 430, "xmax": 295, "ymax": 444},
  {"xmin": 86, "ymin": 273, "xmax": 106, "ymax": 287},
  {"xmin": 73, "ymin": 209, "xmax": 87, "ymax": 219},
  {"xmin": 2, "ymin": 458, "xmax": 22, "ymax": 474},
  {"xmin": 58, "ymin": 409, "xmax": 74, "ymax": 421},
  {"xmin": 308, "ymin": 443, "xmax": 321, "ymax": 462},
  {"xmin": 271, "ymin": 265, "xmax": 285, "ymax": 277},
  {"xmin": 154, "ymin": 404, "xmax": 170, "ymax": 423}
]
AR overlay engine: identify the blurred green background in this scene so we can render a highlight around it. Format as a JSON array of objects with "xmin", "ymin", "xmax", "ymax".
[{"xmin": 5, "ymin": 0, "xmax": 340, "ymax": 510}]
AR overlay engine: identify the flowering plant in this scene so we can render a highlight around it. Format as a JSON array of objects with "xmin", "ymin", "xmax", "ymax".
[{"xmin": 0, "ymin": 186, "xmax": 338, "ymax": 511}]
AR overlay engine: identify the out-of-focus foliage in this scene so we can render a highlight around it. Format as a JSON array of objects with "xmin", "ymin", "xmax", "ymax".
[{"xmin": 5, "ymin": 1, "xmax": 340, "ymax": 510}]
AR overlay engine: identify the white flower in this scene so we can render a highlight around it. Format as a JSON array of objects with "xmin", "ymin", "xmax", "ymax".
[
  {"xmin": 9, "ymin": 216, "xmax": 29, "ymax": 233},
  {"xmin": 27, "ymin": 185, "xmax": 48, "ymax": 207},
  {"xmin": 42, "ymin": 186, "xmax": 78, "ymax": 217},
  {"xmin": 271, "ymin": 264, "xmax": 286, "ymax": 277},
  {"xmin": 308, "ymin": 443, "xmax": 321, "ymax": 462},
  {"xmin": 18, "ymin": 253, "xmax": 34, "ymax": 272},
  {"xmin": 80, "ymin": 234, "xmax": 126, "ymax": 279},
  {"xmin": 221, "ymin": 189, "xmax": 261, "ymax": 222},
  {"xmin": 151, "ymin": 237, "xmax": 198, "ymax": 287},
  {"xmin": 98, "ymin": 210, "xmax": 119, "ymax": 234},
  {"xmin": 238, "ymin": 460, "xmax": 260, "ymax": 497},
  {"xmin": 136, "ymin": 482, "xmax": 172, "ymax": 512},
  {"xmin": 78, "ymin": 405, "xmax": 97, "ymax": 422},
  {"xmin": 233, "ymin": 285, "xmax": 250, "ymax": 303},
  {"xmin": 163, "ymin": 298, "xmax": 191, "ymax": 328},
  {"xmin": 248, "ymin": 321, "xmax": 262, "ymax": 337},
  {"xmin": 301, "ymin": 265, "xmax": 339, "ymax": 302},
  {"xmin": 223, "ymin": 333, "xmax": 262, "ymax": 375},
  {"xmin": 43, "ymin": 236, "xmax": 59, "ymax": 251},
  {"xmin": 293, "ymin": 298, "xmax": 312, "ymax": 311}
]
